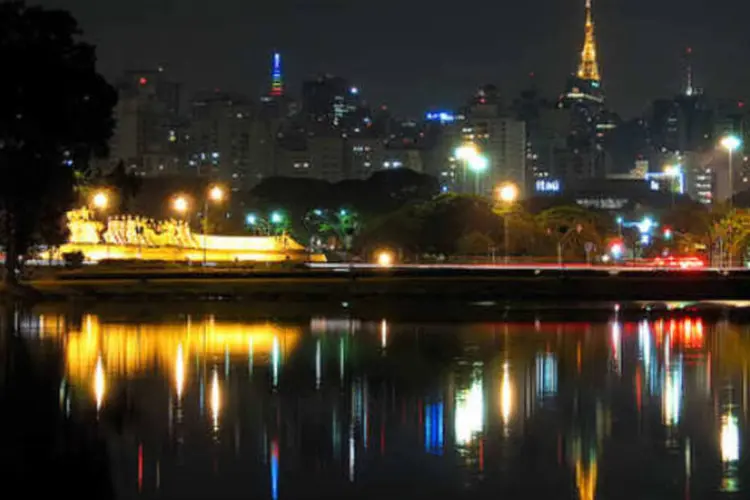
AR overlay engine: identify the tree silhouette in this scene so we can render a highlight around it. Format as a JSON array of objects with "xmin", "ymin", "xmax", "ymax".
[
  {"xmin": 104, "ymin": 160, "xmax": 142, "ymax": 212},
  {"xmin": 0, "ymin": 2, "xmax": 116, "ymax": 285}
]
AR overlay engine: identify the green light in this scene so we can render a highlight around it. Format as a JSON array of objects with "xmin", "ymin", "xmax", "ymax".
[{"xmin": 270, "ymin": 211, "xmax": 284, "ymax": 224}]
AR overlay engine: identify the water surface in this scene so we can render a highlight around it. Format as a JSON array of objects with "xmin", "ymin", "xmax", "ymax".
[{"xmin": 16, "ymin": 307, "xmax": 750, "ymax": 499}]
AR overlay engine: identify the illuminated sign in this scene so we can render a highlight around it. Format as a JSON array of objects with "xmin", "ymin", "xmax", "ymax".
[
  {"xmin": 535, "ymin": 179, "xmax": 561, "ymax": 193},
  {"xmin": 576, "ymin": 198, "xmax": 629, "ymax": 210},
  {"xmin": 425, "ymin": 111, "xmax": 455, "ymax": 123}
]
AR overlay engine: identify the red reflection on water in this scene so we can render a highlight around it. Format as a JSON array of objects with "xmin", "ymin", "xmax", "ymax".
[
  {"xmin": 635, "ymin": 367, "xmax": 642, "ymax": 414},
  {"xmin": 137, "ymin": 443, "xmax": 143, "ymax": 492}
]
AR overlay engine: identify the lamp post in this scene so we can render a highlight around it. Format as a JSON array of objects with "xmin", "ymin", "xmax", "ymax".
[
  {"xmin": 455, "ymin": 144, "xmax": 489, "ymax": 195},
  {"xmin": 468, "ymin": 154, "xmax": 489, "ymax": 196},
  {"xmin": 91, "ymin": 190, "xmax": 110, "ymax": 257},
  {"xmin": 455, "ymin": 144, "xmax": 477, "ymax": 193},
  {"xmin": 203, "ymin": 185, "xmax": 225, "ymax": 266},
  {"xmin": 721, "ymin": 135, "xmax": 742, "ymax": 268},
  {"xmin": 497, "ymin": 183, "xmax": 519, "ymax": 264}
]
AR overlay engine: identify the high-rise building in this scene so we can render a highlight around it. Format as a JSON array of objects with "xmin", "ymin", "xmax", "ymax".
[
  {"xmin": 443, "ymin": 85, "xmax": 526, "ymax": 197},
  {"xmin": 187, "ymin": 91, "xmax": 256, "ymax": 190},
  {"xmin": 301, "ymin": 75, "xmax": 365, "ymax": 132},
  {"xmin": 109, "ymin": 68, "xmax": 185, "ymax": 176}
]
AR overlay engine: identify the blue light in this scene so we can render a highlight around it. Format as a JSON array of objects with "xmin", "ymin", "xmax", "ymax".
[
  {"xmin": 350, "ymin": 87, "xmax": 359, "ymax": 95},
  {"xmin": 270, "ymin": 442, "xmax": 279, "ymax": 500},
  {"xmin": 637, "ymin": 217, "xmax": 655, "ymax": 234},
  {"xmin": 535, "ymin": 179, "xmax": 561, "ymax": 193},
  {"xmin": 246, "ymin": 214, "xmax": 257, "ymax": 225},
  {"xmin": 426, "ymin": 111, "xmax": 455, "ymax": 123},
  {"xmin": 641, "ymin": 234, "xmax": 650, "ymax": 245}
]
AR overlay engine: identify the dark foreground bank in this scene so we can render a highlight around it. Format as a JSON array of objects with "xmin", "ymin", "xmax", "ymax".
[{"xmin": 7, "ymin": 267, "xmax": 750, "ymax": 303}]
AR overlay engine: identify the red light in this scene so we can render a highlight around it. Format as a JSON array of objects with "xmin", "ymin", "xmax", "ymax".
[
  {"xmin": 139, "ymin": 77, "xmax": 147, "ymax": 85},
  {"xmin": 739, "ymin": 101, "xmax": 745, "ymax": 109}
]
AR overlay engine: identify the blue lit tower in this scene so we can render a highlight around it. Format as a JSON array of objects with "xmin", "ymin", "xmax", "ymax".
[{"xmin": 270, "ymin": 52, "xmax": 284, "ymax": 97}]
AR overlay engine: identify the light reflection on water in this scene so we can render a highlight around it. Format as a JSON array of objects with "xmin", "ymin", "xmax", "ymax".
[{"xmin": 20, "ymin": 311, "xmax": 750, "ymax": 498}]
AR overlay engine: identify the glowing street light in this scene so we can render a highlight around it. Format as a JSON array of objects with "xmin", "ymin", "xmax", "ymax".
[
  {"xmin": 721, "ymin": 135, "xmax": 742, "ymax": 153},
  {"xmin": 246, "ymin": 213, "xmax": 258, "ymax": 226},
  {"xmin": 173, "ymin": 195, "xmax": 189, "ymax": 214},
  {"xmin": 455, "ymin": 144, "xmax": 479, "ymax": 161},
  {"xmin": 454, "ymin": 144, "xmax": 488, "ymax": 195},
  {"xmin": 468, "ymin": 154, "xmax": 489, "ymax": 173},
  {"xmin": 376, "ymin": 250, "xmax": 394, "ymax": 267},
  {"xmin": 497, "ymin": 183, "xmax": 519, "ymax": 204},
  {"xmin": 208, "ymin": 185, "xmax": 225, "ymax": 202},
  {"xmin": 92, "ymin": 191, "xmax": 109, "ymax": 210},
  {"xmin": 270, "ymin": 211, "xmax": 284, "ymax": 225}
]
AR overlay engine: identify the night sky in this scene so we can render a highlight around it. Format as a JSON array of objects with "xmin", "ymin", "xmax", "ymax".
[{"xmin": 34, "ymin": 0, "xmax": 750, "ymax": 118}]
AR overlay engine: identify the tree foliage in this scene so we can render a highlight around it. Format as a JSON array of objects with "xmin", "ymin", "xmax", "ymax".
[
  {"xmin": 249, "ymin": 169, "xmax": 440, "ymax": 222},
  {"xmin": 0, "ymin": 2, "xmax": 116, "ymax": 283}
]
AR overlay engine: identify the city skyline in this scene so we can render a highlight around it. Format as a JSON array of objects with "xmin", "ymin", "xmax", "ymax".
[{"xmin": 33, "ymin": 0, "xmax": 750, "ymax": 118}]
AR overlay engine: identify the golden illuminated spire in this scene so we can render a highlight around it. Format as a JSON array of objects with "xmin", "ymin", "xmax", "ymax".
[{"xmin": 577, "ymin": 0, "xmax": 601, "ymax": 82}]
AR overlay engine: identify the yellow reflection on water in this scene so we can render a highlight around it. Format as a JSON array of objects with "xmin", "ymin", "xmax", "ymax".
[
  {"xmin": 40, "ymin": 314, "xmax": 301, "ymax": 387},
  {"xmin": 575, "ymin": 454, "xmax": 598, "ymax": 500},
  {"xmin": 500, "ymin": 362, "xmax": 512, "ymax": 426}
]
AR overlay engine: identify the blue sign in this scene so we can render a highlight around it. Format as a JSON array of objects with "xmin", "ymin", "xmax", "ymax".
[{"xmin": 535, "ymin": 179, "xmax": 561, "ymax": 193}]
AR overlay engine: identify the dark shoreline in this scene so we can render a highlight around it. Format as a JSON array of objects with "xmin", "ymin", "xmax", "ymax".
[{"xmin": 21, "ymin": 296, "xmax": 750, "ymax": 324}]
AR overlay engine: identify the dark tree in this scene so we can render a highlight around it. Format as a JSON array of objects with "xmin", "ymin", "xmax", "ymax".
[
  {"xmin": 0, "ymin": 2, "xmax": 116, "ymax": 285},
  {"xmin": 104, "ymin": 160, "xmax": 142, "ymax": 212}
]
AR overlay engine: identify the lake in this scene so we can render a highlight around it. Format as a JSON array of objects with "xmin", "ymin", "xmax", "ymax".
[{"xmin": 6, "ymin": 303, "xmax": 750, "ymax": 499}]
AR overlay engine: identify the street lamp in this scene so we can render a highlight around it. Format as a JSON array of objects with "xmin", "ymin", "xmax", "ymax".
[
  {"xmin": 721, "ymin": 134, "xmax": 742, "ymax": 268},
  {"xmin": 92, "ymin": 191, "xmax": 109, "ymax": 210},
  {"xmin": 454, "ymin": 144, "xmax": 488, "ymax": 195},
  {"xmin": 496, "ymin": 183, "xmax": 519, "ymax": 264},
  {"xmin": 202, "ymin": 185, "xmax": 226, "ymax": 265},
  {"xmin": 172, "ymin": 195, "xmax": 189, "ymax": 215},
  {"xmin": 468, "ymin": 154, "xmax": 489, "ymax": 195},
  {"xmin": 90, "ymin": 190, "xmax": 110, "ymax": 256},
  {"xmin": 270, "ymin": 211, "xmax": 284, "ymax": 226}
]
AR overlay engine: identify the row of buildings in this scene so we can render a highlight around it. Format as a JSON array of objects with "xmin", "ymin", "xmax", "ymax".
[{"xmin": 103, "ymin": 0, "xmax": 750, "ymax": 206}]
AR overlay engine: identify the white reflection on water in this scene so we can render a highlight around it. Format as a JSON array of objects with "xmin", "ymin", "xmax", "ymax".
[
  {"xmin": 210, "ymin": 368, "xmax": 221, "ymax": 435},
  {"xmin": 94, "ymin": 355, "xmax": 105, "ymax": 412},
  {"xmin": 175, "ymin": 343, "xmax": 185, "ymax": 400},
  {"xmin": 455, "ymin": 365, "xmax": 484, "ymax": 446},
  {"xmin": 662, "ymin": 355, "xmax": 682, "ymax": 428},
  {"xmin": 721, "ymin": 413, "xmax": 739, "ymax": 463}
]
